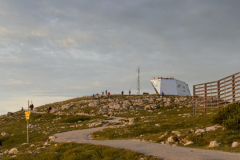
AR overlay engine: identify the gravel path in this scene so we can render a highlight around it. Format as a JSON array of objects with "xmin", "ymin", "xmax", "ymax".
[{"xmin": 54, "ymin": 127, "xmax": 240, "ymax": 160}]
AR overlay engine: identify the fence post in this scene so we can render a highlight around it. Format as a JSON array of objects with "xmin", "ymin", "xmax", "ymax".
[
  {"xmin": 232, "ymin": 75, "xmax": 235, "ymax": 102},
  {"xmin": 204, "ymin": 84, "xmax": 207, "ymax": 114}
]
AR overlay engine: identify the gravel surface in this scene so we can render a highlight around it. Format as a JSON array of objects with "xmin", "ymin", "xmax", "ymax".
[{"xmin": 54, "ymin": 127, "xmax": 240, "ymax": 160}]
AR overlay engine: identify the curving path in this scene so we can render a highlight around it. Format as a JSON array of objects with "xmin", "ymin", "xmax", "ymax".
[{"xmin": 53, "ymin": 126, "xmax": 240, "ymax": 160}]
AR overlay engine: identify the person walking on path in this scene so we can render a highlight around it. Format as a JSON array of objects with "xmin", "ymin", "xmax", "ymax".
[
  {"xmin": 121, "ymin": 91, "xmax": 124, "ymax": 96},
  {"xmin": 129, "ymin": 90, "xmax": 131, "ymax": 95},
  {"xmin": 105, "ymin": 90, "xmax": 107, "ymax": 95},
  {"xmin": 108, "ymin": 92, "xmax": 110, "ymax": 98}
]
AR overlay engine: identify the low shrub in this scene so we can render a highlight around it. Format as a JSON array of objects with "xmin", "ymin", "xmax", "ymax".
[{"xmin": 212, "ymin": 102, "xmax": 240, "ymax": 129}]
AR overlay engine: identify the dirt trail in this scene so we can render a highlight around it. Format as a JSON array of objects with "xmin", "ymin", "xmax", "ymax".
[{"xmin": 54, "ymin": 127, "xmax": 240, "ymax": 160}]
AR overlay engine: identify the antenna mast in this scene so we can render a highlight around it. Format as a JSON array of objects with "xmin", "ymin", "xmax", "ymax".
[{"xmin": 137, "ymin": 67, "xmax": 140, "ymax": 95}]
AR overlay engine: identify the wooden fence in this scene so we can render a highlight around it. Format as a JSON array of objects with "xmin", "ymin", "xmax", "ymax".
[{"xmin": 193, "ymin": 72, "xmax": 240, "ymax": 115}]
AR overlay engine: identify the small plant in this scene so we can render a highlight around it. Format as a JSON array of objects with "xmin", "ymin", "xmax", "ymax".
[{"xmin": 212, "ymin": 102, "xmax": 240, "ymax": 130}]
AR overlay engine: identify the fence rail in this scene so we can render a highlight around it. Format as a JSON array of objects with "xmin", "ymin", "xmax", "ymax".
[{"xmin": 193, "ymin": 72, "xmax": 240, "ymax": 115}]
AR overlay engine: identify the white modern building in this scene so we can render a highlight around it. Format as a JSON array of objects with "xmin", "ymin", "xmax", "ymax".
[{"xmin": 150, "ymin": 77, "xmax": 191, "ymax": 96}]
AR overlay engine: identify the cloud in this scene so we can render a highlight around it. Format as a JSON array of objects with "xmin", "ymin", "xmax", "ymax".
[
  {"xmin": 1, "ymin": 0, "xmax": 240, "ymax": 115},
  {"xmin": 55, "ymin": 38, "xmax": 76, "ymax": 47},
  {"xmin": 0, "ymin": 27, "xmax": 11, "ymax": 36},
  {"xmin": 107, "ymin": 29, "xmax": 116, "ymax": 32},
  {"xmin": 5, "ymin": 79, "xmax": 31, "ymax": 85},
  {"xmin": 30, "ymin": 31, "xmax": 46, "ymax": 37}
]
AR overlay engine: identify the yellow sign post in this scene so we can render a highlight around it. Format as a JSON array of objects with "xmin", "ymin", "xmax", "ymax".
[
  {"xmin": 25, "ymin": 110, "xmax": 31, "ymax": 143},
  {"xmin": 25, "ymin": 111, "xmax": 30, "ymax": 120}
]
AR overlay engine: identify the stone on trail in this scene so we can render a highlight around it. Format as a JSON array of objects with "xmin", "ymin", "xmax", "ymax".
[
  {"xmin": 49, "ymin": 135, "xmax": 57, "ymax": 141},
  {"xmin": 167, "ymin": 136, "xmax": 176, "ymax": 143},
  {"xmin": 209, "ymin": 141, "xmax": 220, "ymax": 147},
  {"xmin": 184, "ymin": 141, "xmax": 194, "ymax": 146},
  {"xmin": 232, "ymin": 142, "xmax": 239, "ymax": 148}
]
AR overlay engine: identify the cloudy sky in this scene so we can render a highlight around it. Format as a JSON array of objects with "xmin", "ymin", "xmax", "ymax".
[{"xmin": 1, "ymin": 0, "xmax": 240, "ymax": 115}]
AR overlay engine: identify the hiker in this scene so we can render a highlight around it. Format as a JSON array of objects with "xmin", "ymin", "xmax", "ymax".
[
  {"xmin": 92, "ymin": 94, "xmax": 95, "ymax": 98},
  {"xmin": 47, "ymin": 106, "xmax": 52, "ymax": 113},
  {"xmin": 29, "ymin": 104, "xmax": 34, "ymax": 111},
  {"xmin": 129, "ymin": 90, "xmax": 131, "ymax": 95},
  {"xmin": 21, "ymin": 107, "xmax": 24, "ymax": 111},
  {"xmin": 108, "ymin": 92, "xmax": 110, "ymax": 98},
  {"xmin": 161, "ymin": 91, "xmax": 164, "ymax": 97},
  {"xmin": 105, "ymin": 90, "xmax": 107, "ymax": 95},
  {"xmin": 102, "ymin": 91, "xmax": 104, "ymax": 96},
  {"xmin": 121, "ymin": 91, "xmax": 124, "ymax": 95}
]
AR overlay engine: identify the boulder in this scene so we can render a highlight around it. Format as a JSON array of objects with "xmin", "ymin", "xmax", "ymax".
[
  {"xmin": 98, "ymin": 108, "xmax": 108, "ymax": 115},
  {"xmin": 232, "ymin": 142, "xmax": 239, "ymax": 148},
  {"xmin": 122, "ymin": 104, "xmax": 129, "ymax": 110},
  {"xmin": 184, "ymin": 141, "xmax": 194, "ymax": 146},
  {"xmin": 167, "ymin": 136, "xmax": 178, "ymax": 143},
  {"xmin": 108, "ymin": 103, "xmax": 121, "ymax": 110},
  {"xmin": 44, "ymin": 142, "xmax": 49, "ymax": 146},
  {"xmin": 4, "ymin": 150, "xmax": 9, "ymax": 154},
  {"xmin": 61, "ymin": 104, "xmax": 73, "ymax": 110},
  {"xmin": 144, "ymin": 104, "xmax": 157, "ymax": 110},
  {"xmin": 9, "ymin": 148, "xmax": 18, "ymax": 154},
  {"xmin": 123, "ymin": 100, "xmax": 131, "ymax": 105},
  {"xmin": 51, "ymin": 108, "xmax": 59, "ymax": 113},
  {"xmin": 88, "ymin": 101, "xmax": 99, "ymax": 107},
  {"xmin": 129, "ymin": 106, "xmax": 136, "ymax": 110},
  {"xmin": 195, "ymin": 129, "xmax": 205, "ymax": 134},
  {"xmin": 171, "ymin": 131, "xmax": 181, "ymax": 137},
  {"xmin": 209, "ymin": 141, "xmax": 219, "ymax": 147},
  {"xmin": 1, "ymin": 132, "xmax": 9, "ymax": 136},
  {"xmin": 206, "ymin": 126, "xmax": 218, "ymax": 132},
  {"xmin": 49, "ymin": 135, "xmax": 57, "ymax": 141},
  {"xmin": 128, "ymin": 118, "xmax": 135, "ymax": 125}
]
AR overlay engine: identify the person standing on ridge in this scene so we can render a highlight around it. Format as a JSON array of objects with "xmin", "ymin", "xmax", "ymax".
[
  {"xmin": 161, "ymin": 91, "xmax": 164, "ymax": 97},
  {"xmin": 108, "ymin": 92, "xmax": 110, "ymax": 98},
  {"xmin": 29, "ymin": 103, "xmax": 34, "ymax": 111},
  {"xmin": 121, "ymin": 91, "xmax": 124, "ymax": 95},
  {"xmin": 105, "ymin": 90, "xmax": 107, "ymax": 95},
  {"xmin": 129, "ymin": 90, "xmax": 131, "ymax": 95}
]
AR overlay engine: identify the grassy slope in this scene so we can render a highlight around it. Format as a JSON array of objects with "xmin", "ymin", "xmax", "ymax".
[
  {"xmin": 1, "ymin": 95, "xmax": 240, "ymax": 159},
  {"xmin": 0, "ymin": 96, "xmax": 159, "ymax": 160}
]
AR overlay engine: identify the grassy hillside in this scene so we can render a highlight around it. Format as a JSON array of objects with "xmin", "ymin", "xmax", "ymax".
[{"xmin": 1, "ymin": 94, "xmax": 240, "ymax": 159}]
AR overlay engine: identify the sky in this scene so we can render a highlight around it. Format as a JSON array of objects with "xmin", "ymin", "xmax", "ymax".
[{"xmin": 1, "ymin": 0, "xmax": 240, "ymax": 115}]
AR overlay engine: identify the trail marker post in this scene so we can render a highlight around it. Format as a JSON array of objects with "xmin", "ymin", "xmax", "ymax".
[{"xmin": 25, "ymin": 111, "xmax": 30, "ymax": 143}]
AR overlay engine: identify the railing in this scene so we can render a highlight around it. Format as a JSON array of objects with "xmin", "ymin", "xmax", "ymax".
[{"xmin": 193, "ymin": 72, "xmax": 240, "ymax": 115}]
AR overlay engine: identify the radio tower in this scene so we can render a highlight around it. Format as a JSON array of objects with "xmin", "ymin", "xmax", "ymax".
[{"xmin": 137, "ymin": 67, "xmax": 140, "ymax": 95}]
